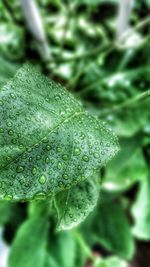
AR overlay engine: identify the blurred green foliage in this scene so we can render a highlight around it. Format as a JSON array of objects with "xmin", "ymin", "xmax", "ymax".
[{"xmin": 0, "ymin": 0, "xmax": 150, "ymax": 267}]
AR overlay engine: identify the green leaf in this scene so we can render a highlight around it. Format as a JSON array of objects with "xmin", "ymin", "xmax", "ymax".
[
  {"xmin": 84, "ymin": 66, "xmax": 150, "ymax": 137},
  {"xmin": 0, "ymin": 56, "xmax": 19, "ymax": 88},
  {"xmin": 46, "ymin": 231, "xmax": 76, "ymax": 267},
  {"xmin": 55, "ymin": 175, "xmax": 100, "ymax": 230},
  {"xmin": 103, "ymin": 136, "xmax": 148, "ymax": 191},
  {"xmin": 131, "ymin": 175, "xmax": 150, "ymax": 240},
  {"xmin": 0, "ymin": 201, "xmax": 15, "ymax": 225},
  {"xmin": 94, "ymin": 256, "xmax": 128, "ymax": 267},
  {"xmin": 82, "ymin": 195, "xmax": 135, "ymax": 259},
  {"xmin": 8, "ymin": 203, "xmax": 49, "ymax": 267},
  {"xmin": 0, "ymin": 64, "xmax": 119, "ymax": 201}
]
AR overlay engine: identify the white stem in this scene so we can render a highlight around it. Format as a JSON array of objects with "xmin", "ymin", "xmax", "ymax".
[
  {"xmin": 20, "ymin": 0, "xmax": 50, "ymax": 60},
  {"xmin": 116, "ymin": 0, "xmax": 134, "ymax": 40}
]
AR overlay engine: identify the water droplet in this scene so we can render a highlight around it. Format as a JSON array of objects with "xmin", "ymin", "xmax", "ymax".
[
  {"xmin": 4, "ymin": 194, "xmax": 13, "ymax": 200},
  {"xmin": 39, "ymin": 175, "xmax": 46, "ymax": 184},
  {"xmin": 56, "ymin": 146, "xmax": 62, "ymax": 152},
  {"xmin": 82, "ymin": 155, "xmax": 89, "ymax": 162},
  {"xmin": 34, "ymin": 192, "xmax": 46, "ymax": 199},
  {"xmin": 93, "ymin": 152, "xmax": 99, "ymax": 158},
  {"xmin": 46, "ymin": 145, "xmax": 51, "ymax": 151},
  {"xmin": 8, "ymin": 129, "xmax": 14, "ymax": 136},
  {"xmin": 16, "ymin": 166, "xmax": 24, "ymax": 173},
  {"xmin": 57, "ymin": 162, "xmax": 62, "ymax": 170},
  {"xmin": 32, "ymin": 167, "xmax": 37, "ymax": 175},
  {"xmin": 54, "ymin": 94, "xmax": 61, "ymax": 101},
  {"xmin": 45, "ymin": 157, "xmax": 50, "ymax": 164},
  {"xmin": 36, "ymin": 155, "xmax": 41, "ymax": 160},
  {"xmin": 7, "ymin": 122, "xmax": 12, "ymax": 127},
  {"xmin": 42, "ymin": 137, "xmax": 48, "ymax": 143},
  {"xmin": 0, "ymin": 100, "xmax": 3, "ymax": 106},
  {"xmin": 62, "ymin": 154, "xmax": 69, "ymax": 160},
  {"xmin": 0, "ymin": 128, "xmax": 4, "ymax": 133},
  {"xmin": 74, "ymin": 148, "xmax": 81, "ymax": 156},
  {"xmin": 63, "ymin": 174, "xmax": 69, "ymax": 180}
]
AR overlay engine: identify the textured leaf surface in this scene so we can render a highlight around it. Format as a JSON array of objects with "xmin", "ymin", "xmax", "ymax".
[
  {"xmin": 131, "ymin": 175, "xmax": 150, "ymax": 240},
  {"xmin": 0, "ymin": 64, "xmax": 118, "ymax": 201},
  {"xmin": 55, "ymin": 175, "xmax": 100, "ymax": 230},
  {"xmin": 82, "ymin": 195, "xmax": 135, "ymax": 259},
  {"xmin": 9, "ymin": 204, "xmax": 48, "ymax": 267}
]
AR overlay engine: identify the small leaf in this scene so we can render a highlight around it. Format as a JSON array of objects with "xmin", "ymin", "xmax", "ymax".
[
  {"xmin": 131, "ymin": 175, "xmax": 150, "ymax": 240},
  {"xmin": 8, "ymin": 203, "xmax": 49, "ymax": 267},
  {"xmin": 55, "ymin": 175, "xmax": 100, "ymax": 230},
  {"xmin": 82, "ymin": 194, "xmax": 135, "ymax": 259},
  {"xmin": 0, "ymin": 64, "xmax": 119, "ymax": 201}
]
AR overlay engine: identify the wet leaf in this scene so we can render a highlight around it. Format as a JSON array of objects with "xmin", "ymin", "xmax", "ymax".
[
  {"xmin": 55, "ymin": 175, "xmax": 100, "ymax": 230},
  {"xmin": 0, "ymin": 64, "xmax": 119, "ymax": 201}
]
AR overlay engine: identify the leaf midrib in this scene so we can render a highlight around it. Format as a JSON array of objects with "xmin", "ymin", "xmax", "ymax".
[{"xmin": 1, "ymin": 110, "xmax": 85, "ymax": 171}]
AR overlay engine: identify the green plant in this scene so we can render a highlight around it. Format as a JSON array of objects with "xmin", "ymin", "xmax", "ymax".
[{"xmin": 0, "ymin": 1, "xmax": 150, "ymax": 267}]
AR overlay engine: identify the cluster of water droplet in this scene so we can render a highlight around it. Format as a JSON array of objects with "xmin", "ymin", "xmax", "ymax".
[
  {"xmin": 56, "ymin": 178, "xmax": 99, "ymax": 230},
  {"xmin": 0, "ymin": 64, "xmax": 119, "ymax": 201}
]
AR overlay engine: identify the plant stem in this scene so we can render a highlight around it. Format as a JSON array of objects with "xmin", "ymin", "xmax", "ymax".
[
  {"xmin": 20, "ymin": 0, "xmax": 50, "ymax": 61},
  {"xmin": 73, "ymin": 230, "xmax": 95, "ymax": 262},
  {"xmin": 54, "ymin": 16, "xmax": 150, "ymax": 63},
  {"xmin": 119, "ymin": 16, "xmax": 150, "ymax": 42},
  {"xmin": 100, "ymin": 89, "xmax": 150, "ymax": 117}
]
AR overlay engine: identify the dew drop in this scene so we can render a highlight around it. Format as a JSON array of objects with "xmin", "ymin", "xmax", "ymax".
[
  {"xmin": 74, "ymin": 148, "xmax": 81, "ymax": 156},
  {"xmin": 93, "ymin": 152, "xmax": 99, "ymax": 158},
  {"xmin": 46, "ymin": 145, "xmax": 51, "ymax": 151},
  {"xmin": 82, "ymin": 155, "xmax": 89, "ymax": 162},
  {"xmin": 57, "ymin": 162, "xmax": 62, "ymax": 170},
  {"xmin": 32, "ymin": 167, "xmax": 37, "ymax": 175},
  {"xmin": 7, "ymin": 122, "xmax": 12, "ymax": 127},
  {"xmin": 39, "ymin": 175, "xmax": 46, "ymax": 184},
  {"xmin": 45, "ymin": 157, "xmax": 50, "ymax": 164},
  {"xmin": 54, "ymin": 94, "xmax": 61, "ymax": 101},
  {"xmin": 8, "ymin": 129, "xmax": 14, "ymax": 136},
  {"xmin": 63, "ymin": 174, "xmax": 69, "ymax": 180},
  {"xmin": 62, "ymin": 154, "xmax": 69, "ymax": 160},
  {"xmin": 56, "ymin": 146, "xmax": 62, "ymax": 152},
  {"xmin": 36, "ymin": 155, "xmax": 41, "ymax": 160},
  {"xmin": 16, "ymin": 166, "xmax": 24, "ymax": 173},
  {"xmin": 4, "ymin": 194, "xmax": 13, "ymax": 200}
]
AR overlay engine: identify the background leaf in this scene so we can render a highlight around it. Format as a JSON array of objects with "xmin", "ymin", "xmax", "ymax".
[
  {"xmin": 103, "ymin": 136, "xmax": 148, "ymax": 191},
  {"xmin": 82, "ymin": 194, "xmax": 135, "ymax": 259},
  {"xmin": 8, "ymin": 203, "xmax": 49, "ymax": 267},
  {"xmin": 94, "ymin": 256, "xmax": 128, "ymax": 267},
  {"xmin": 46, "ymin": 231, "xmax": 76, "ymax": 267},
  {"xmin": 131, "ymin": 175, "xmax": 150, "ymax": 240}
]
